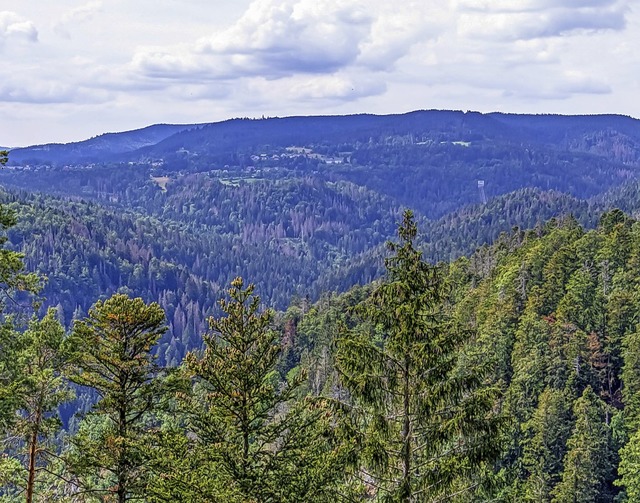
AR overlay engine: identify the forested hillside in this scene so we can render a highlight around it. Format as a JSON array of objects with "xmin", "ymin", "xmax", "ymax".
[
  {"xmin": 5, "ymin": 110, "xmax": 640, "ymax": 219},
  {"xmin": 3, "ymin": 206, "xmax": 640, "ymax": 501},
  {"xmin": 4, "ymin": 178, "xmax": 640, "ymax": 367},
  {"xmin": 284, "ymin": 209, "xmax": 640, "ymax": 501},
  {"xmin": 3, "ymin": 111, "xmax": 640, "ymax": 500}
]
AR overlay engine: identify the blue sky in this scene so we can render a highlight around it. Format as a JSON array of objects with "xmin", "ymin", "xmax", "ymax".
[{"xmin": 1, "ymin": 0, "xmax": 638, "ymax": 147}]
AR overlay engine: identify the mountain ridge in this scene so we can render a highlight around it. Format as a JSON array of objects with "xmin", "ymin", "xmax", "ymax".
[{"xmin": 9, "ymin": 109, "xmax": 640, "ymax": 167}]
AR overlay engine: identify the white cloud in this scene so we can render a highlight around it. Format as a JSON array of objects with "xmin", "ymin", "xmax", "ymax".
[
  {"xmin": 0, "ymin": 81, "xmax": 75, "ymax": 104},
  {"xmin": 457, "ymin": 0, "xmax": 621, "ymax": 14},
  {"xmin": 133, "ymin": 0, "xmax": 445, "ymax": 82},
  {"xmin": 197, "ymin": 0, "xmax": 371, "ymax": 73},
  {"xmin": 457, "ymin": 0, "xmax": 628, "ymax": 40},
  {"xmin": 246, "ymin": 73, "xmax": 386, "ymax": 102},
  {"xmin": 0, "ymin": 78, "xmax": 111, "ymax": 105},
  {"xmin": 0, "ymin": 11, "xmax": 38, "ymax": 43},
  {"xmin": 53, "ymin": 1, "xmax": 103, "ymax": 39}
]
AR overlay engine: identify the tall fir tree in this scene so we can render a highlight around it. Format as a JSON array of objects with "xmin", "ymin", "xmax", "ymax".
[
  {"xmin": 521, "ymin": 387, "xmax": 573, "ymax": 502},
  {"xmin": 0, "ymin": 199, "xmax": 43, "ymax": 434},
  {"xmin": 336, "ymin": 209, "xmax": 502, "ymax": 502}
]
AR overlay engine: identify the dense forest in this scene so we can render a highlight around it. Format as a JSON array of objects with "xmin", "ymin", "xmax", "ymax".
[
  {"xmin": 1, "ymin": 177, "xmax": 639, "ymax": 367},
  {"xmin": 3, "ymin": 202, "xmax": 640, "ymax": 501},
  {"xmin": 3, "ymin": 111, "xmax": 640, "ymax": 501}
]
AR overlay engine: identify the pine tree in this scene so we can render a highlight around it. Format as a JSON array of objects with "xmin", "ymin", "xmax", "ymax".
[
  {"xmin": 0, "ymin": 202, "xmax": 43, "ymax": 433},
  {"xmin": 179, "ymin": 277, "xmax": 351, "ymax": 502},
  {"xmin": 336, "ymin": 210, "xmax": 502, "ymax": 502},
  {"xmin": 0, "ymin": 309, "xmax": 73, "ymax": 501},
  {"xmin": 68, "ymin": 293, "xmax": 167, "ymax": 503},
  {"xmin": 19, "ymin": 309, "xmax": 73, "ymax": 503}
]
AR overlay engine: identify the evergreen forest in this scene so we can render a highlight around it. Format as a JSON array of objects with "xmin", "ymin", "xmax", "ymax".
[{"xmin": 2, "ymin": 111, "xmax": 640, "ymax": 501}]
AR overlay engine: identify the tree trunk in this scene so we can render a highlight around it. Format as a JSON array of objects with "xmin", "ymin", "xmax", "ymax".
[
  {"xmin": 118, "ymin": 378, "xmax": 127, "ymax": 503},
  {"xmin": 26, "ymin": 407, "xmax": 41, "ymax": 503},
  {"xmin": 402, "ymin": 356, "xmax": 411, "ymax": 503}
]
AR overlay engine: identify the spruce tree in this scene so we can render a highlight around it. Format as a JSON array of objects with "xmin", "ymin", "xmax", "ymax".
[
  {"xmin": 336, "ymin": 209, "xmax": 501, "ymax": 502},
  {"xmin": 552, "ymin": 386, "xmax": 614, "ymax": 503},
  {"xmin": 68, "ymin": 293, "xmax": 167, "ymax": 503},
  {"xmin": 180, "ymin": 277, "xmax": 351, "ymax": 502},
  {"xmin": 521, "ymin": 387, "xmax": 573, "ymax": 502}
]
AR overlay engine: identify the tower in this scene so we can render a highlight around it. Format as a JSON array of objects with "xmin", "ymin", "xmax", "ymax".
[{"xmin": 477, "ymin": 180, "xmax": 487, "ymax": 204}]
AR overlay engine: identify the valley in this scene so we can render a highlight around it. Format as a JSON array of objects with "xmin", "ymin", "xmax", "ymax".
[{"xmin": 2, "ymin": 110, "xmax": 640, "ymax": 501}]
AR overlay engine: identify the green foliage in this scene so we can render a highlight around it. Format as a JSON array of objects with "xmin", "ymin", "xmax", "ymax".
[
  {"xmin": 616, "ymin": 327, "xmax": 640, "ymax": 499},
  {"xmin": 0, "ymin": 202, "xmax": 43, "ymax": 434},
  {"xmin": 621, "ymin": 328, "xmax": 640, "ymax": 430},
  {"xmin": 68, "ymin": 294, "xmax": 167, "ymax": 502},
  {"xmin": 0, "ymin": 309, "xmax": 73, "ymax": 501},
  {"xmin": 0, "ymin": 204, "xmax": 42, "ymax": 314},
  {"xmin": 336, "ymin": 210, "xmax": 502, "ymax": 501},
  {"xmin": 5, "ymin": 123, "xmax": 640, "ymax": 502},
  {"xmin": 180, "ymin": 278, "xmax": 352, "ymax": 502},
  {"xmin": 617, "ymin": 429, "xmax": 640, "ymax": 501},
  {"xmin": 521, "ymin": 387, "xmax": 573, "ymax": 502},
  {"xmin": 552, "ymin": 387, "xmax": 614, "ymax": 503},
  {"xmin": 451, "ymin": 211, "xmax": 640, "ymax": 501}
]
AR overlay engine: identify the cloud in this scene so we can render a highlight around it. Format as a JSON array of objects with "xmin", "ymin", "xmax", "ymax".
[
  {"xmin": 457, "ymin": 0, "xmax": 628, "ymax": 40},
  {"xmin": 197, "ymin": 0, "xmax": 371, "ymax": 75},
  {"xmin": 554, "ymin": 71, "xmax": 612, "ymax": 96},
  {"xmin": 0, "ymin": 79, "xmax": 110, "ymax": 105},
  {"xmin": 120, "ymin": 0, "xmax": 634, "ymax": 115},
  {"xmin": 0, "ymin": 81, "xmax": 76, "ymax": 104},
  {"xmin": 457, "ymin": 0, "xmax": 621, "ymax": 14},
  {"xmin": 152, "ymin": 72, "xmax": 385, "ymax": 108},
  {"xmin": 4, "ymin": 0, "xmax": 636, "ymax": 149},
  {"xmin": 0, "ymin": 12, "xmax": 38, "ymax": 43},
  {"xmin": 54, "ymin": 1, "xmax": 102, "ymax": 39},
  {"xmin": 132, "ymin": 0, "xmax": 443, "ymax": 82},
  {"xmin": 245, "ymin": 72, "xmax": 387, "ymax": 103}
]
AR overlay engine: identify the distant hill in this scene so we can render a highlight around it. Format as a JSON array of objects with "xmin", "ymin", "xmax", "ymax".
[
  {"xmin": 4, "ymin": 110, "xmax": 640, "ymax": 220},
  {"xmin": 8, "ymin": 110, "xmax": 640, "ymax": 167},
  {"xmin": 8, "ymin": 123, "xmax": 199, "ymax": 165}
]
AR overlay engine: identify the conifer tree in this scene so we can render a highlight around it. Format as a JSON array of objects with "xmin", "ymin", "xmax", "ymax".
[
  {"xmin": 552, "ymin": 386, "xmax": 614, "ymax": 503},
  {"xmin": 616, "ymin": 328, "xmax": 640, "ymax": 498},
  {"xmin": 336, "ymin": 209, "xmax": 501, "ymax": 502},
  {"xmin": 521, "ymin": 387, "xmax": 573, "ymax": 502},
  {"xmin": 0, "ymin": 202, "xmax": 42, "ymax": 433},
  {"xmin": 617, "ymin": 429, "xmax": 640, "ymax": 501},
  {"xmin": 19, "ymin": 309, "xmax": 73, "ymax": 503},
  {"xmin": 0, "ymin": 309, "xmax": 73, "ymax": 501},
  {"xmin": 180, "ymin": 277, "xmax": 351, "ymax": 502},
  {"xmin": 68, "ymin": 293, "xmax": 167, "ymax": 503},
  {"xmin": 621, "ymin": 328, "xmax": 640, "ymax": 431}
]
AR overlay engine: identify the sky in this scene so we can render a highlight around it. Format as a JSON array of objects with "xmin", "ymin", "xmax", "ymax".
[{"xmin": 1, "ymin": 0, "xmax": 639, "ymax": 147}]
